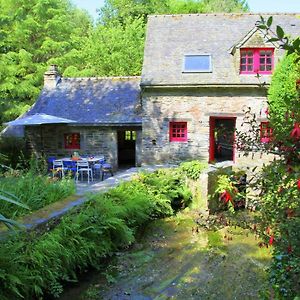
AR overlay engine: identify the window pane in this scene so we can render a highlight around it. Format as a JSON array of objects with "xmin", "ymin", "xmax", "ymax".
[
  {"xmin": 260, "ymin": 65, "xmax": 265, "ymax": 71},
  {"xmin": 247, "ymin": 51, "xmax": 253, "ymax": 56},
  {"xmin": 248, "ymin": 58, "xmax": 253, "ymax": 64},
  {"xmin": 248, "ymin": 65, "xmax": 253, "ymax": 71},
  {"xmin": 266, "ymin": 65, "xmax": 272, "ymax": 71},
  {"xmin": 184, "ymin": 55, "xmax": 211, "ymax": 72},
  {"xmin": 260, "ymin": 58, "xmax": 265, "ymax": 64}
]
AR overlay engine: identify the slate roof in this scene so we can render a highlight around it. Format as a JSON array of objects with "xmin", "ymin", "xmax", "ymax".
[
  {"xmin": 141, "ymin": 13, "xmax": 300, "ymax": 87},
  {"xmin": 28, "ymin": 77, "xmax": 142, "ymax": 125}
]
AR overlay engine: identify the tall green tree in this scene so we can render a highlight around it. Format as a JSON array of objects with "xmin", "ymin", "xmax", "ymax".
[{"xmin": 0, "ymin": 0, "xmax": 92, "ymax": 125}]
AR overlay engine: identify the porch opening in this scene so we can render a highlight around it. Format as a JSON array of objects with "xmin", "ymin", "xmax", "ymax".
[
  {"xmin": 117, "ymin": 130, "xmax": 136, "ymax": 167},
  {"xmin": 209, "ymin": 117, "xmax": 236, "ymax": 163}
]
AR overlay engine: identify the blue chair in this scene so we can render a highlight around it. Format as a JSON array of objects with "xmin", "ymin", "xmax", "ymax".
[
  {"xmin": 63, "ymin": 161, "xmax": 77, "ymax": 176},
  {"xmin": 47, "ymin": 156, "xmax": 56, "ymax": 172},
  {"xmin": 92, "ymin": 157, "xmax": 106, "ymax": 179},
  {"xmin": 101, "ymin": 163, "xmax": 114, "ymax": 181}
]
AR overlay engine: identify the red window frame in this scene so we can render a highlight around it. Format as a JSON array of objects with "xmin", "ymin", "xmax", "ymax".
[
  {"xmin": 169, "ymin": 122, "xmax": 187, "ymax": 142},
  {"xmin": 260, "ymin": 122, "xmax": 273, "ymax": 143},
  {"xmin": 240, "ymin": 48, "xmax": 274, "ymax": 74},
  {"xmin": 64, "ymin": 133, "xmax": 80, "ymax": 149}
]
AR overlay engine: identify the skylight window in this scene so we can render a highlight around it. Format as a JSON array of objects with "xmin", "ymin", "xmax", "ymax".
[{"xmin": 183, "ymin": 55, "xmax": 212, "ymax": 73}]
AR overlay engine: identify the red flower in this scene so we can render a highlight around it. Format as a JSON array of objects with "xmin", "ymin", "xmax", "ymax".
[
  {"xmin": 264, "ymin": 108, "xmax": 269, "ymax": 115},
  {"xmin": 261, "ymin": 137, "xmax": 270, "ymax": 143},
  {"xmin": 269, "ymin": 235, "xmax": 274, "ymax": 246},
  {"xmin": 297, "ymin": 179, "xmax": 300, "ymax": 190},
  {"xmin": 220, "ymin": 190, "xmax": 233, "ymax": 204},
  {"xmin": 287, "ymin": 245, "xmax": 293, "ymax": 254},
  {"xmin": 290, "ymin": 123, "xmax": 300, "ymax": 140}
]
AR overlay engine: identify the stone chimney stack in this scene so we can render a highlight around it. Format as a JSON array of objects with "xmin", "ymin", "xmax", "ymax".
[{"xmin": 44, "ymin": 64, "xmax": 61, "ymax": 89}]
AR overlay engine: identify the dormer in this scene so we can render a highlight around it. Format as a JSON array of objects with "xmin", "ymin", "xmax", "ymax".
[{"xmin": 229, "ymin": 27, "xmax": 279, "ymax": 76}]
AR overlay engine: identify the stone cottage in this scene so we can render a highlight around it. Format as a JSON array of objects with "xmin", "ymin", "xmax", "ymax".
[
  {"xmin": 21, "ymin": 68, "xmax": 142, "ymax": 169},
  {"xmin": 4, "ymin": 13, "xmax": 300, "ymax": 168},
  {"xmin": 140, "ymin": 13, "xmax": 300, "ymax": 165}
]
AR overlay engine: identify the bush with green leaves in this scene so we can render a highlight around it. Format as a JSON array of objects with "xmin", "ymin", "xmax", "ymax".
[
  {"xmin": 239, "ymin": 17, "xmax": 300, "ymax": 299},
  {"xmin": 0, "ymin": 169, "xmax": 194, "ymax": 299},
  {"xmin": 0, "ymin": 172, "xmax": 75, "ymax": 219},
  {"xmin": 179, "ymin": 160, "xmax": 208, "ymax": 180}
]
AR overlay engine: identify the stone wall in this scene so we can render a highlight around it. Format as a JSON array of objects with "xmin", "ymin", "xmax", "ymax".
[
  {"xmin": 142, "ymin": 87, "xmax": 268, "ymax": 165},
  {"xmin": 26, "ymin": 125, "xmax": 142, "ymax": 169}
]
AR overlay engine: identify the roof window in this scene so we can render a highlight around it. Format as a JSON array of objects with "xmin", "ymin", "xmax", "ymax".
[{"xmin": 183, "ymin": 55, "xmax": 212, "ymax": 73}]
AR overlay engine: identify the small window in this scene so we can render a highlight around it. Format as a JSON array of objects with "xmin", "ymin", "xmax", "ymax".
[
  {"xmin": 260, "ymin": 122, "xmax": 272, "ymax": 143},
  {"xmin": 240, "ymin": 48, "xmax": 274, "ymax": 74},
  {"xmin": 64, "ymin": 133, "xmax": 80, "ymax": 149},
  {"xmin": 169, "ymin": 122, "xmax": 187, "ymax": 142},
  {"xmin": 125, "ymin": 131, "xmax": 136, "ymax": 141},
  {"xmin": 183, "ymin": 55, "xmax": 212, "ymax": 72}
]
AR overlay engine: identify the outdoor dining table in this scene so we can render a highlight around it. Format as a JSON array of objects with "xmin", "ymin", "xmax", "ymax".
[{"xmin": 61, "ymin": 156, "xmax": 105, "ymax": 164}]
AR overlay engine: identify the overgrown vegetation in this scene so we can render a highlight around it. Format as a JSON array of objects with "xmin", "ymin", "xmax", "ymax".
[
  {"xmin": 0, "ymin": 155, "xmax": 75, "ymax": 220},
  {"xmin": 0, "ymin": 167, "xmax": 196, "ymax": 299},
  {"xmin": 236, "ymin": 17, "xmax": 300, "ymax": 299}
]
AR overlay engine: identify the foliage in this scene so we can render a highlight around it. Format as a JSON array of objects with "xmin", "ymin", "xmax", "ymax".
[
  {"xmin": 0, "ymin": 170, "xmax": 75, "ymax": 219},
  {"xmin": 236, "ymin": 18, "xmax": 300, "ymax": 299},
  {"xmin": 0, "ymin": 136, "xmax": 29, "ymax": 169},
  {"xmin": 209, "ymin": 168, "xmax": 246, "ymax": 214},
  {"xmin": 139, "ymin": 168, "xmax": 193, "ymax": 211},
  {"xmin": 179, "ymin": 160, "xmax": 208, "ymax": 180},
  {"xmin": 0, "ymin": 169, "xmax": 192, "ymax": 298},
  {"xmin": 0, "ymin": 189, "xmax": 29, "ymax": 229},
  {"xmin": 0, "ymin": 0, "xmax": 92, "ymax": 127}
]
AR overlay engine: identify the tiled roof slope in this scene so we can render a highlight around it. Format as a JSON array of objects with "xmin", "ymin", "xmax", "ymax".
[
  {"xmin": 141, "ymin": 13, "xmax": 300, "ymax": 87},
  {"xmin": 29, "ymin": 77, "xmax": 142, "ymax": 125}
]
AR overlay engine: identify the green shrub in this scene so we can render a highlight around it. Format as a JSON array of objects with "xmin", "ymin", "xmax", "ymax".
[
  {"xmin": 0, "ymin": 136, "xmax": 29, "ymax": 169},
  {"xmin": 179, "ymin": 160, "xmax": 208, "ymax": 180},
  {"xmin": 0, "ymin": 172, "xmax": 75, "ymax": 219},
  {"xmin": 139, "ymin": 168, "xmax": 193, "ymax": 211},
  {"xmin": 0, "ymin": 170, "xmax": 192, "ymax": 299}
]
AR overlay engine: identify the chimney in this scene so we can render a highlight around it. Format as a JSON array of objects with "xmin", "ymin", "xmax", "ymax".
[{"xmin": 44, "ymin": 64, "xmax": 61, "ymax": 89}]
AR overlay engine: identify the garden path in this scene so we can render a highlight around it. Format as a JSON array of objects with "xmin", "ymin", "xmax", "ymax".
[{"xmin": 60, "ymin": 211, "xmax": 271, "ymax": 300}]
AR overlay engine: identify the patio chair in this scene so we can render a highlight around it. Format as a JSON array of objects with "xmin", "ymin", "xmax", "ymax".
[
  {"xmin": 63, "ymin": 160, "xmax": 77, "ymax": 176},
  {"xmin": 52, "ymin": 160, "xmax": 68, "ymax": 178},
  {"xmin": 101, "ymin": 163, "xmax": 114, "ymax": 181},
  {"xmin": 47, "ymin": 156, "xmax": 56, "ymax": 172},
  {"xmin": 76, "ymin": 160, "xmax": 93, "ymax": 183},
  {"xmin": 92, "ymin": 157, "xmax": 106, "ymax": 179}
]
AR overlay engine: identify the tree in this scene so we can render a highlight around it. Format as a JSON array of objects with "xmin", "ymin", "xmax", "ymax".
[{"xmin": 0, "ymin": 0, "xmax": 92, "ymax": 126}]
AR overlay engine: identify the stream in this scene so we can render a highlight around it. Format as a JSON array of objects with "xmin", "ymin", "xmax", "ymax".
[{"xmin": 59, "ymin": 210, "xmax": 271, "ymax": 300}]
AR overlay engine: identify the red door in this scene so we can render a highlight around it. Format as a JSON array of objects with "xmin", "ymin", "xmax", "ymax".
[{"xmin": 209, "ymin": 117, "xmax": 236, "ymax": 163}]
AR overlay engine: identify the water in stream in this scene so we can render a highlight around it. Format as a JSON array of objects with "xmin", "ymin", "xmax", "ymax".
[{"xmin": 60, "ymin": 211, "xmax": 271, "ymax": 300}]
